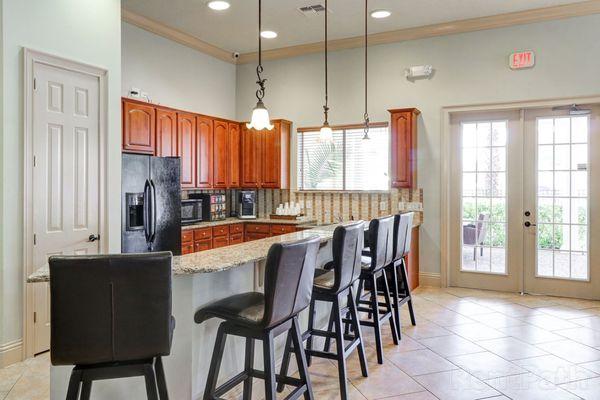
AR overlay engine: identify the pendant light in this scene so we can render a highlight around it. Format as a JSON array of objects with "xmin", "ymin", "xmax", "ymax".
[
  {"xmin": 247, "ymin": 0, "xmax": 274, "ymax": 131},
  {"xmin": 362, "ymin": 0, "xmax": 370, "ymax": 140},
  {"xmin": 319, "ymin": 0, "xmax": 333, "ymax": 142}
]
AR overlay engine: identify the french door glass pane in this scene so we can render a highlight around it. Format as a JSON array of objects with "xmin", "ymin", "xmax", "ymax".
[
  {"xmin": 535, "ymin": 116, "xmax": 589, "ymax": 280},
  {"xmin": 461, "ymin": 121, "xmax": 507, "ymax": 274}
]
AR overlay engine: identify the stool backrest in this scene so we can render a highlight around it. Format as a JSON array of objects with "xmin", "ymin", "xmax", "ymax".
[
  {"xmin": 49, "ymin": 252, "xmax": 173, "ymax": 366},
  {"xmin": 263, "ymin": 236, "xmax": 320, "ymax": 328},
  {"xmin": 331, "ymin": 221, "xmax": 365, "ymax": 291},
  {"xmin": 367, "ymin": 216, "xmax": 394, "ymax": 271},
  {"xmin": 393, "ymin": 212, "xmax": 414, "ymax": 261}
]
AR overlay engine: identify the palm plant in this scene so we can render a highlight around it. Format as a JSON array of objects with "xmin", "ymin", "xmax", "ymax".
[{"xmin": 304, "ymin": 141, "xmax": 342, "ymax": 189}]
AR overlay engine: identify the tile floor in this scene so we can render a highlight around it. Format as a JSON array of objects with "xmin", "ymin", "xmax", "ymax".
[{"xmin": 3, "ymin": 286, "xmax": 600, "ymax": 399}]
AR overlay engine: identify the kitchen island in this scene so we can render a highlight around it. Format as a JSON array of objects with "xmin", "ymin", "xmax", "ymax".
[{"xmin": 28, "ymin": 221, "xmax": 420, "ymax": 399}]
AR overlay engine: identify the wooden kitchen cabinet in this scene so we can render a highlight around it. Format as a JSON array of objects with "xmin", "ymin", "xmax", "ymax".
[
  {"xmin": 177, "ymin": 112, "xmax": 197, "ymax": 188},
  {"xmin": 389, "ymin": 108, "xmax": 419, "ymax": 188},
  {"xmin": 122, "ymin": 99, "xmax": 155, "ymax": 154},
  {"xmin": 242, "ymin": 119, "xmax": 291, "ymax": 189},
  {"xmin": 213, "ymin": 120, "xmax": 229, "ymax": 188},
  {"xmin": 270, "ymin": 224, "xmax": 296, "ymax": 235},
  {"xmin": 245, "ymin": 232, "xmax": 270, "ymax": 242},
  {"xmin": 195, "ymin": 239, "xmax": 212, "ymax": 252},
  {"xmin": 156, "ymin": 108, "xmax": 178, "ymax": 157},
  {"xmin": 228, "ymin": 123, "xmax": 241, "ymax": 188},
  {"xmin": 196, "ymin": 116, "xmax": 214, "ymax": 188},
  {"xmin": 229, "ymin": 233, "xmax": 243, "ymax": 244}
]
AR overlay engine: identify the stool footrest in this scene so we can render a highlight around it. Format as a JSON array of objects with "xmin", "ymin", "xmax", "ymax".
[
  {"xmin": 306, "ymin": 349, "xmax": 338, "ymax": 361},
  {"xmin": 213, "ymin": 371, "xmax": 248, "ymax": 398}
]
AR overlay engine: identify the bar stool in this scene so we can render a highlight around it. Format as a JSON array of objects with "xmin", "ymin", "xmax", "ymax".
[
  {"xmin": 49, "ymin": 252, "xmax": 175, "ymax": 400},
  {"xmin": 277, "ymin": 222, "xmax": 368, "ymax": 400},
  {"xmin": 195, "ymin": 236, "xmax": 320, "ymax": 400},
  {"xmin": 354, "ymin": 216, "xmax": 398, "ymax": 364}
]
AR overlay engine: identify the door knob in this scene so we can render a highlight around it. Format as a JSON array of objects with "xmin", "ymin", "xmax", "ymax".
[
  {"xmin": 524, "ymin": 211, "xmax": 531, "ymax": 217},
  {"xmin": 524, "ymin": 221, "xmax": 536, "ymax": 228},
  {"xmin": 88, "ymin": 234, "xmax": 100, "ymax": 242}
]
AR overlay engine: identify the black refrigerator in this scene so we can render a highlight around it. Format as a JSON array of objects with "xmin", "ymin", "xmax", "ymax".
[{"xmin": 122, "ymin": 154, "xmax": 181, "ymax": 255}]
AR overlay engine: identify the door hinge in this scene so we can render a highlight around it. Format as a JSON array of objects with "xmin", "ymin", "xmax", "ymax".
[
  {"xmin": 33, "ymin": 234, "xmax": 37, "ymax": 245},
  {"xmin": 33, "ymin": 156, "xmax": 36, "ymax": 167},
  {"xmin": 33, "ymin": 312, "xmax": 37, "ymax": 323},
  {"xmin": 33, "ymin": 77, "xmax": 37, "ymax": 91}
]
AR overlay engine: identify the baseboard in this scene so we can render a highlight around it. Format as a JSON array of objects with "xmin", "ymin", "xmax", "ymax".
[
  {"xmin": 419, "ymin": 272, "xmax": 441, "ymax": 287},
  {"xmin": 0, "ymin": 340, "xmax": 23, "ymax": 367}
]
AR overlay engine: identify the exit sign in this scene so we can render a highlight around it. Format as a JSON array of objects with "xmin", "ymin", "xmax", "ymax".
[{"xmin": 510, "ymin": 51, "xmax": 535, "ymax": 69}]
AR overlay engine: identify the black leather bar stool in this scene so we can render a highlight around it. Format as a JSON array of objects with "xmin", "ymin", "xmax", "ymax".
[
  {"xmin": 354, "ymin": 216, "xmax": 398, "ymax": 364},
  {"xmin": 49, "ymin": 252, "xmax": 175, "ymax": 400},
  {"xmin": 195, "ymin": 236, "xmax": 320, "ymax": 400},
  {"xmin": 277, "ymin": 222, "xmax": 368, "ymax": 400}
]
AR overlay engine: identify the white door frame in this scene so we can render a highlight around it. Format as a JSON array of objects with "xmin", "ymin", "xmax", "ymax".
[
  {"xmin": 22, "ymin": 48, "xmax": 109, "ymax": 359},
  {"xmin": 441, "ymin": 95, "xmax": 600, "ymax": 290}
]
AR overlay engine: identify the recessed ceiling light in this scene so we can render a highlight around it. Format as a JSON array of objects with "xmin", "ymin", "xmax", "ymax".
[
  {"xmin": 260, "ymin": 30, "xmax": 278, "ymax": 39},
  {"xmin": 370, "ymin": 9, "xmax": 391, "ymax": 19},
  {"xmin": 207, "ymin": 1, "xmax": 230, "ymax": 11}
]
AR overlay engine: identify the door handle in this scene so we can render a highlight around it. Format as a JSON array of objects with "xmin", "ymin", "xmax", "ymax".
[
  {"xmin": 143, "ymin": 179, "xmax": 152, "ymax": 243},
  {"xmin": 149, "ymin": 179, "xmax": 157, "ymax": 244},
  {"xmin": 88, "ymin": 234, "xmax": 100, "ymax": 242},
  {"xmin": 524, "ymin": 221, "xmax": 537, "ymax": 227}
]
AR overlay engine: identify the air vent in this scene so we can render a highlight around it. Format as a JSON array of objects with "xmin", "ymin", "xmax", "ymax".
[{"xmin": 298, "ymin": 4, "xmax": 328, "ymax": 17}]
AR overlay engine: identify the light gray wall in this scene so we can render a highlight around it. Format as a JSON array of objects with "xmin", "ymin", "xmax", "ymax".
[
  {"xmin": 236, "ymin": 14, "xmax": 600, "ymax": 275},
  {"xmin": 1, "ymin": 0, "xmax": 122, "ymax": 346},
  {"xmin": 122, "ymin": 22, "xmax": 237, "ymax": 120}
]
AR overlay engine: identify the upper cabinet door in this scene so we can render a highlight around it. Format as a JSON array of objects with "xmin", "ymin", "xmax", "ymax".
[
  {"xmin": 156, "ymin": 108, "xmax": 177, "ymax": 157},
  {"xmin": 177, "ymin": 112, "xmax": 196, "ymax": 188},
  {"xmin": 196, "ymin": 116, "xmax": 214, "ymax": 188},
  {"xmin": 122, "ymin": 100, "xmax": 155, "ymax": 154},
  {"xmin": 213, "ymin": 120, "xmax": 228, "ymax": 188},
  {"xmin": 228, "ymin": 123, "xmax": 241, "ymax": 188},
  {"xmin": 261, "ymin": 120, "xmax": 291, "ymax": 189},
  {"xmin": 389, "ymin": 108, "xmax": 420, "ymax": 188},
  {"xmin": 241, "ymin": 125, "xmax": 261, "ymax": 188}
]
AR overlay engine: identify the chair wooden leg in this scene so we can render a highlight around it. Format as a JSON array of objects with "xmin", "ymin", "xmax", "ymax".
[
  {"xmin": 389, "ymin": 265, "xmax": 402, "ymax": 339},
  {"xmin": 204, "ymin": 325, "xmax": 227, "ymax": 400},
  {"xmin": 65, "ymin": 368, "xmax": 82, "ymax": 400},
  {"xmin": 291, "ymin": 317, "xmax": 314, "ymax": 400},
  {"xmin": 143, "ymin": 364, "xmax": 159, "ymax": 400},
  {"xmin": 401, "ymin": 260, "xmax": 417, "ymax": 326},
  {"xmin": 349, "ymin": 286, "xmax": 368, "ymax": 378},
  {"xmin": 263, "ymin": 331, "xmax": 277, "ymax": 400},
  {"xmin": 370, "ymin": 274, "xmax": 384, "ymax": 364},
  {"xmin": 155, "ymin": 357, "xmax": 169, "ymax": 400},
  {"xmin": 333, "ymin": 294, "xmax": 349, "ymax": 400},
  {"xmin": 306, "ymin": 298, "xmax": 316, "ymax": 366},
  {"xmin": 80, "ymin": 379, "xmax": 92, "ymax": 400},
  {"xmin": 243, "ymin": 338, "xmax": 255, "ymax": 400},
  {"xmin": 381, "ymin": 269, "xmax": 399, "ymax": 345},
  {"xmin": 276, "ymin": 333, "xmax": 293, "ymax": 393},
  {"xmin": 323, "ymin": 305, "xmax": 335, "ymax": 353}
]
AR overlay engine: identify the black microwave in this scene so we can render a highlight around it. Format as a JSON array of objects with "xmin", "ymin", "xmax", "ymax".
[{"xmin": 181, "ymin": 199, "xmax": 203, "ymax": 225}]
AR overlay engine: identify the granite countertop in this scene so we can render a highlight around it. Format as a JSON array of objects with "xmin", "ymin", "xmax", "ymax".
[
  {"xmin": 181, "ymin": 217, "xmax": 317, "ymax": 230},
  {"xmin": 27, "ymin": 219, "xmax": 422, "ymax": 283}
]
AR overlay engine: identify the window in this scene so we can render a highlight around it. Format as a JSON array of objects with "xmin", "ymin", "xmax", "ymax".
[{"xmin": 297, "ymin": 125, "xmax": 389, "ymax": 191}]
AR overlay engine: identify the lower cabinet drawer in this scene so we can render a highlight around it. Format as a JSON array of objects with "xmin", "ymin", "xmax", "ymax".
[
  {"xmin": 270, "ymin": 224, "xmax": 297, "ymax": 235},
  {"xmin": 194, "ymin": 227, "xmax": 212, "ymax": 241},
  {"xmin": 230, "ymin": 224, "xmax": 244, "ymax": 234},
  {"xmin": 245, "ymin": 223, "xmax": 271, "ymax": 234},
  {"xmin": 212, "ymin": 236, "xmax": 229, "ymax": 249},
  {"xmin": 182, "ymin": 243, "xmax": 194, "ymax": 254},
  {"xmin": 181, "ymin": 230, "xmax": 194, "ymax": 244},
  {"xmin": 212, "ymin": 225, "xmax": 230, "ymax": 237},
  {"xmin": 230, "ymin": 233, "xmax": 243, "ymax": 244},
  {"xmin": 245, "ymin": 232, "xmax": 270, "ymax": 242},
  {"xmin": 194, "ymin": 239, "xmax": 212, "ymax": 252}
]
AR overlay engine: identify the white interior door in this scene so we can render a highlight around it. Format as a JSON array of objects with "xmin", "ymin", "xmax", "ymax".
[
  {"xmin": 449, "ymin": 111, "xmax": 523, "ymax": 292},
  {"xmin": 31, "ymin": 62, "xmax": 101, "ymax": 353},
  {"xmin": 523, "ymin": 106, "xmax": 600, "ymax": 299}
]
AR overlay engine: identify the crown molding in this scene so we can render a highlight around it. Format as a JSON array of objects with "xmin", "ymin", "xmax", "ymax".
[
  {"xmin": 122, "ymin": 0, "xmax": 600, "ymax": 65},
  {"xmin": 237, "ymin": 0, "xmax": 600, "ymax": 64},
  {"xmin": 121, "ymin": 8, "xmax": 236, "ymax": 64}
]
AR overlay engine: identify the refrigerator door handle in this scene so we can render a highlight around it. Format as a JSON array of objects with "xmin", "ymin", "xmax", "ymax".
[
  {"xmin": 143, "ymin": 179, "xmax": 152, "ymax": 244},
  {"xmin": 149, "ymin": 179, "xmax": 157, "ymax": 244}
]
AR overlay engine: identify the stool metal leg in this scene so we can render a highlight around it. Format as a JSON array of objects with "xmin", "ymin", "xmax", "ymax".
[
  {"xmin": 323, "ymin": 305, "xmax": 335, "ymax": 353},
  {"xmin": 204, "ymin": 325, "xmax": 227, "ymax": 400},
  {"xmin": 333, "ymin": 294, "xmax": 349, "ymax": 400},
  {"xmin": 65, "ymin": 368, "xmax": 82, "ymax": 400},
  {"xmin": 243, "ymin": 338, "xmax": 255, "ymax": 400},
  {"xmin": 401, "ymin": 259, "xmax": 417, "ymax": 326},
  {"xmin": 348, "ymin": 286, "xmax": 368, "ymax": 378},
  {"xmin": 80, "ymin": 379, "xmax": 92, "ymax": 400},
  {"xmin": 306, "ymin": 298, "xmax": 316, "ymax": 366},
  {"xmin": 389, "ymin": 265, "xmax": 402, "ymax": 339},
  {"xmin": 143, "ymin": 364, "xmax": 159, "ymax": 400},
  {"xmin": 370, "ymin": 274, "xmax": 384, "ymax": 364},
  {"xmin": 262, "ymin": 331, "xmax": 277, "ymax": 400},
  {"xmin": 381, "ymin": 270, "xmax": 399, "ymax": 345},
  {"xmin": 291, "ymin": 316, "xmax": 314, "ymax": 400},
  {"xmin": 276, "ymin": 333, "xmax": 292, "ymax": 393},
  {"xmin": 155, "ymin": 357, "xmax": 169, "ymax": 400}
]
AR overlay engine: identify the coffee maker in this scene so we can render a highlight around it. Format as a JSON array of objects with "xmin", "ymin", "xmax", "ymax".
[{"xmin": 238, "ymin": 191, "xmax": 257, "ymax": 219}]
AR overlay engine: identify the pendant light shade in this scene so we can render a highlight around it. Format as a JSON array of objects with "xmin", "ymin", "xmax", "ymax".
[
  {"xmin": 247, "ymin": 0, "xmax": 274, "ymax": 131},
  {"xmin": 319, "ymin": 0, "xmax": 333, "ymax": 143},
  {"xmin": 362, "ymin": 0, "xmax": 370, "ymax": 140}
]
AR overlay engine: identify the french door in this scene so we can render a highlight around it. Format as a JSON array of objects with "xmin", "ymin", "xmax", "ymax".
[{"xmin": 449, "ymin": 105, "xmax": 600, "ymax": 299}]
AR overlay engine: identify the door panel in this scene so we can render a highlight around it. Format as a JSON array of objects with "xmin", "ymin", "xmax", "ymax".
[
  {"xmin": 156, "ymin": 108, "xmax": 177, "ymax": 157},
  {"xmin": 177, "ymin": 112, "xmax": 196, "ymax": 188},
  {"xmin": 32, "ymin": 62, "xmax": 101, "ymax": 353},
  {"xmin": 122, "ymin": 100, "xmax": 155, "ymax": 154},
  {"xmin": 197, "ymin": 116, "xmax": 213, "ymax": 188},
  {"xmin": 213, "ymin": 120, "xmax": 228, "ymax": 188},
  {"xmin": 262, "ymin": 122, "xmax": 281, "ymax": 188},
  {"xmin": 228, "ymin": 123, "xmax": 241, "ymax": 187},
  {"xmin": 241, "ymin": 125, "xmax": 261, "ymax": 188}
]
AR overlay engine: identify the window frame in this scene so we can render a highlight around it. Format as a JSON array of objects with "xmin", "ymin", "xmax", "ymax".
[{"xmin": 296, "ymin": 122, "xmax": 390, "ymax": 192}]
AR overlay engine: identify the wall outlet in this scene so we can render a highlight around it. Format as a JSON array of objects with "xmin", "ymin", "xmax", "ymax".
[
  {"xmin": 379, "ymin": 201, "xmax": 388, "ymax": 211},
  {"xmin": 129, "ymin": 87, "xmax": 141, "ymax": 98},
  {"xmin": 407, "ymin": 202, "xmax": 423, "ymax": 211}
]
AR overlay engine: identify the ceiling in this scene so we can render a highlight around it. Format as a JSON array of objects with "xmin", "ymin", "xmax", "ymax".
[{"xmin": 121, "ymin": 0, "xmax": 590, "ymax": 54}]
